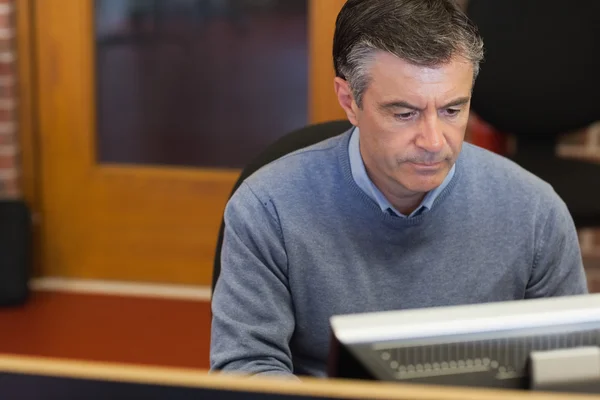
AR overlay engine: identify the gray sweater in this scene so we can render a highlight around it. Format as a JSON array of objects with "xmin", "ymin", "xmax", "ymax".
[{"xmin": 210, "ymin": 131, "xmax": 588, "ymax": 377}]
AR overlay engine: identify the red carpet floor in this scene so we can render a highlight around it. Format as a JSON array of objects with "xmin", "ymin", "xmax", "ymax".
[{"xmin": 0, "ymin": 291, "xmax": 211, "ymax": 369}]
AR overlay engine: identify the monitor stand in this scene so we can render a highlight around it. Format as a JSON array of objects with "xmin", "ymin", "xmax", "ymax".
[{"xmin": 529, "ymin": 346, "xmax": 600, "ymax": 393}]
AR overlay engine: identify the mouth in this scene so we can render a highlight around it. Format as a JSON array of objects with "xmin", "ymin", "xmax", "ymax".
[{"xmin": 408, "ymin": 161, "xmax": 444, "ymax": 170}]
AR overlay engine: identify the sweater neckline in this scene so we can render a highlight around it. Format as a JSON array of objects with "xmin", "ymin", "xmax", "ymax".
[{"xmin": 336, "ymin": 131, "xmax": 462, "ymax": 228}]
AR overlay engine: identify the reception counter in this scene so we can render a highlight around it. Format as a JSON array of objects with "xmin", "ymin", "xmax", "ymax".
[{"xmin": 0, "ymin": 354, "xmax": 598, "ymax": 399}]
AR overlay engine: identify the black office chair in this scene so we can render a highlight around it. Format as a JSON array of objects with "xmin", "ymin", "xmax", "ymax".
[
  {"xmin": 466, "ymin": 0, "xmax": 600, "ymax": 227},
  {"xmin": 211, "ymin": 119, "xmax": 353, "ymax": 291}
]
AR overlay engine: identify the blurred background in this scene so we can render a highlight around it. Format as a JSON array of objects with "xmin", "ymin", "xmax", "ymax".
[{"xmin": 0, "ymin": 0, "xmax": 597, "ymax": 373}]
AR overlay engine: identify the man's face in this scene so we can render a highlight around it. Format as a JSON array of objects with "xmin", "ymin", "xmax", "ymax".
[{"xmin": 336, "ymin": 52, "xmax": 474, "ymax": 201}]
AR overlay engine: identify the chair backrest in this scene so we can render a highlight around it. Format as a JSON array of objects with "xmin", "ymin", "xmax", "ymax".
[
  {"xmin": 211, "ymin": 119, "xmax": 353, "ymax": 291},
  {"xmin": 467, "ymin": 0, "xmax": 600, "ymax": 141}
]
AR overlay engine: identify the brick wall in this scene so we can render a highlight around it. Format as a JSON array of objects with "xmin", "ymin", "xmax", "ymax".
[{"xmin": 0, "ymin": 0, "xmax": 18, "ymax": 200}]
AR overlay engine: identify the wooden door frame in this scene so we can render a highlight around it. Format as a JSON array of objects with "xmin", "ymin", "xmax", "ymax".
[
  {"xmin": 15, "ymin": 0, "xmax": 346, "ymax": 278},
  {"xmin": 16, "ymin": 0, "xmax": 43, "ymax": 275},
  {"xmin": 309, "ymin": 0, "xmax": 347, "ymax": 123}
]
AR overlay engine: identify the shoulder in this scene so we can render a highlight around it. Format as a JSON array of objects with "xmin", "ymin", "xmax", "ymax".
[
  {"xmin": 458, "ymin": 143, "xmax": 569, "ymax": 219},
  {"xmin": 224, "ymin": 132, "xmax": 349, "ymax": 228},
  {"xmin": 241, "ymin": 132, "xmax": 349, "ymax": 198},
  {"xmin": 460, "ymin": 143, "xmax": 555, "ymax": 197}
]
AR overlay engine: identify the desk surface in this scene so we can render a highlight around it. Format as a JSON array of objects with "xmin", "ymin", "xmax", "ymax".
[{"xmin": 0, "ymin": 354, "xmax": 598, "ymax": 400}]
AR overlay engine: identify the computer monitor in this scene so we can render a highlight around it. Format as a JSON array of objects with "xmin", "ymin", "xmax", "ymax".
[{"xmin": 328, "ymin": 293, "xmax": 600, "ymax": 394}]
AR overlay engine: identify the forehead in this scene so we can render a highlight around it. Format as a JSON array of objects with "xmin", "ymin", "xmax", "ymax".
[{"xmin": 365, "ymin": 51, "xmax": 474, "ymax": 103}]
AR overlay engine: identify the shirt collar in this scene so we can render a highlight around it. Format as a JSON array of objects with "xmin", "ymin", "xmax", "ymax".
[{"xmin": 349, "ymin": 127, "xmax": 455, "ymax": 218}]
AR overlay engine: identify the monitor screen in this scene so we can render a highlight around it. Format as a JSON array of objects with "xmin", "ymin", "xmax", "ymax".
[{"xmin": 327, "ymin": 294, "xmax": 600, "ymax": 392}]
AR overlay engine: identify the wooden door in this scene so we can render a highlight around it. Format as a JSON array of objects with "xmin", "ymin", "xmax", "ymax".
[{"xmin": 33, "ymin": 0, "xmax": 346, "ymax": 286}]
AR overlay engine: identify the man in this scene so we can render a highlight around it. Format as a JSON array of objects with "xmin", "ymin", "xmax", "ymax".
[{"xmin": 210, "ymin": 0, "xmax": 588, "ymax": 377}]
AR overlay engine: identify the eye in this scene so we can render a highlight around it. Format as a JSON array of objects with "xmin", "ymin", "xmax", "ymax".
[
  {"xmin": 443, "ymin": 108, "xmax": 461, "ymax": 118},
  {"xmin": 394, "ymin": 111, "xmax": 417, "ymax": 120}
]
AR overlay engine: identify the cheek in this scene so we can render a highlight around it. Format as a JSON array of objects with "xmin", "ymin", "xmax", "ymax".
[
  {"xmin": 364, "ymin": 113, "xmax": 408, "ymax": 147},
  {"xmin": 444, "ymin": 122, "xmax": 467, "ymax": 150},
  {"xmin": 370, "ymin": 125, "xmax": 411, "ymax": 155},
  {"xmin": 360, "ymin": 129, "xmax": 407, "ymax": 171},
  {"xmin": 360, "ymin": 112, "xmax": 394, "ymax": 150}
]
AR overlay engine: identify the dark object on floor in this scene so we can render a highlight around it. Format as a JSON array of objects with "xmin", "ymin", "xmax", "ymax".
[{"xmin": 0, "ymin": 200, "xmax": 31, "ymax": 306}]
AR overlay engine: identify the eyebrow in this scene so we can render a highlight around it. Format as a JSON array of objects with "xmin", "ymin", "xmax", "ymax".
[{"xmin": 378, "ymin": 96, "xmax": 471, "ymax": 112}]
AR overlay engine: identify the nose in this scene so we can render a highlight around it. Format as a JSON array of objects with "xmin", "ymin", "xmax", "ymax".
[{"xmin": 415, "ymin": 115, "xmax": 445, "ymax": 153}]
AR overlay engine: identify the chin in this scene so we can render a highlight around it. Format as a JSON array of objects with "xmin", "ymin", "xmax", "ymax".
[
  {"xmin": 406, "ymin": 180, "xmax": 444, "ymax": 193},
  {"xmin": 397, "ymin": 168, "xmax": 449, "ymax": 193}
]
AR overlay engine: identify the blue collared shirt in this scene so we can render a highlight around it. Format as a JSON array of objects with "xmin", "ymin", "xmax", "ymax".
[{"xmin": 349, "ymin": 127, "xmax": 455, "ymax": 218}]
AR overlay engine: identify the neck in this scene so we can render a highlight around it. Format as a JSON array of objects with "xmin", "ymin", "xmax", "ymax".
[
  {"xmin": 382, "ymin": 186, "xmax": 426, "ymax": 215},
  {"xmin": 394, "ymin": 194, "xmax": 427, "ymax": 215}
]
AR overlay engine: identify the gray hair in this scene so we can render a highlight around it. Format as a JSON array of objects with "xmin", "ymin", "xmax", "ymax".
[{"xmin": 333, "ymin": 0, "xmax": 484, "ymax": 107}]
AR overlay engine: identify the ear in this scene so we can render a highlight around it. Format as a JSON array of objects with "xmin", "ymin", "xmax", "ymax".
[{"xmin": 334, "ymin": 77, "xmax": 359, "ymax": 126}]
